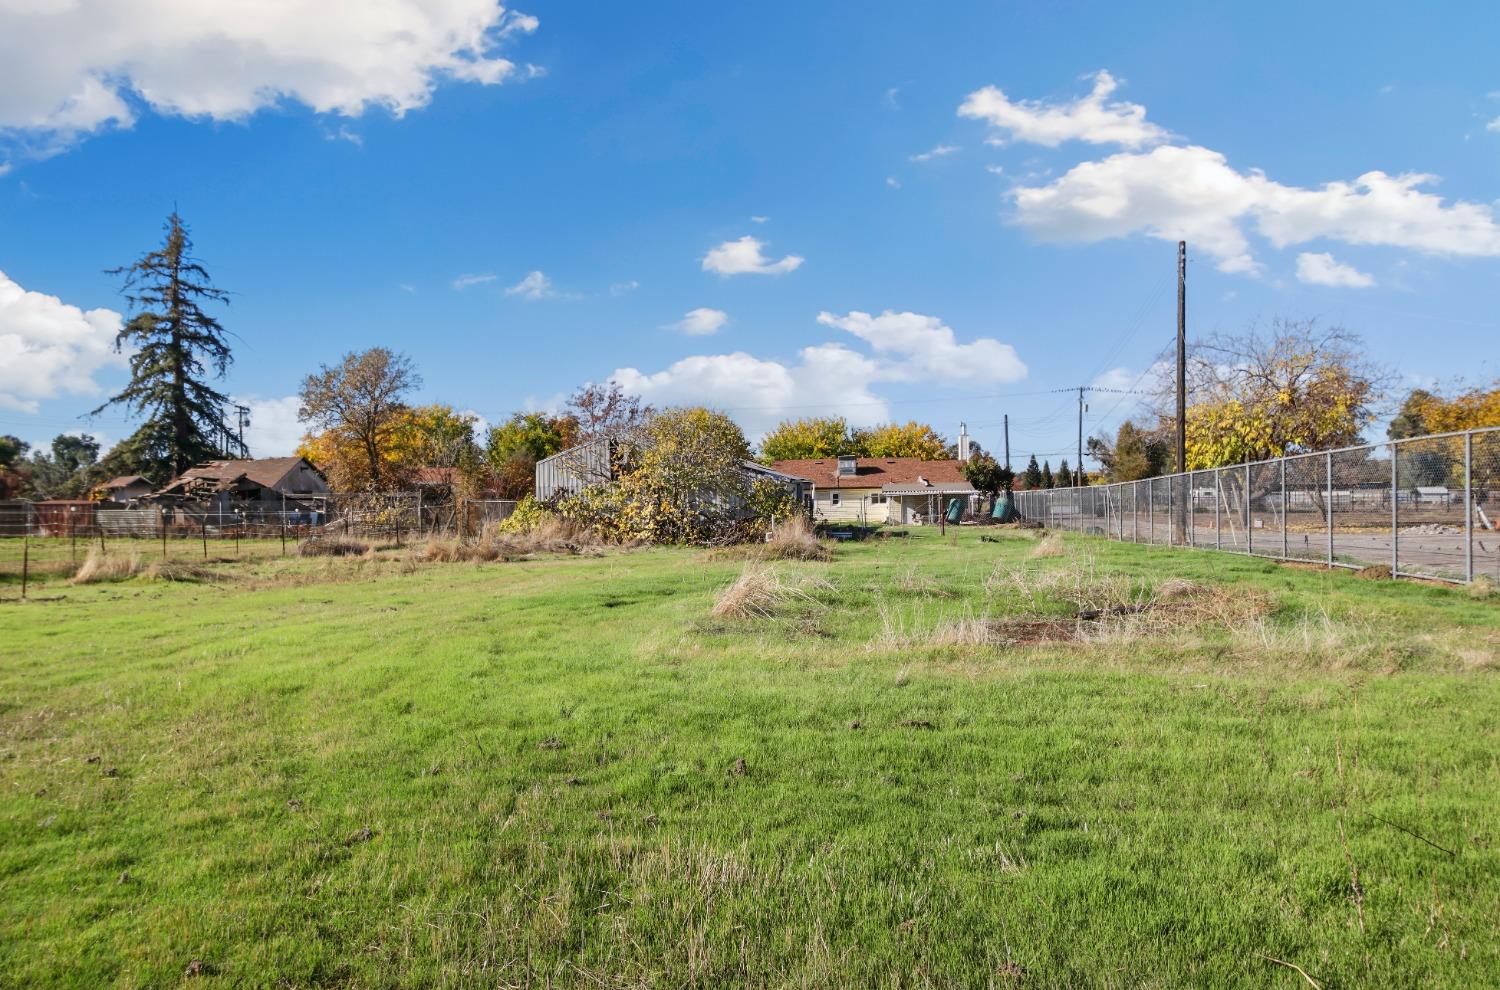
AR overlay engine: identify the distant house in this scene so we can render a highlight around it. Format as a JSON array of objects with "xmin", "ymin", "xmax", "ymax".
[
  {"xmin": 150, "ymin": 457, "xmax": 329, "ymax": 509},
  {"xmin": 93, "ymin": 475, "xmax": 155, "ymax": 504},
  {"xmin": 769, "ymin": 455, "xmax": 976, "ymax": 524}
]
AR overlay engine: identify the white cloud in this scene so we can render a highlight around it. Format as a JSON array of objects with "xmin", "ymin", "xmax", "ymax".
[
  {"xmin": 1010, "ymin": 144, "xmax": 1500, "ymax": 273},
  {"xmin": 1295, "ymin": 252, "xmax": 1375, "ymax": 288},
  {"xmin": 611, "ymin": 346, "xmax": 888, "ymax": 440},
  {"xmin": 0, "ymin": 2, "xmax": 539, "ymax": 159},
  {"xmin": 701, "ymin": 236, "xmax": 803, "ymax": 276},
  {"xmin": 452, "ymin": 272, "xmax": 497, "ymax": 290},
  {"xmin": 909, "ymin": 144, "xmax": 959, "ymax": 162},
  {"xmin": 607, "ymin": 309, "xmax": 1029, "ymax": 440},
  {"xmin": 668, "ymin": 307, "xmax": 728, "ymax": 335},
  {"xmin": 235, "ymin": 395, "xmax": 306, "ymax": 458},
  {"xmin": 504, "ymin": 270, "xmax": 564, "ymax": 300},
  {"xmin": 0, "ymin": 269, "xmax": 126, "ymax": 413},
  {"xmin": 958, "ymin": 70, "xmax": 1168, "ymax": 149},
  {"xmin": 816, "ymin": 310, "xmax": 1028, "ymax": 387},
  {"xmin": 886, "ymin": 176, "xmax": 901, "ymax": 189},
  {"xmin": 750, "ymin": 215, "xmax": 769, "ymax": 224},
  {"xmin": 609, "ymin": 279, "xmax": 640, "ymax": 296}
]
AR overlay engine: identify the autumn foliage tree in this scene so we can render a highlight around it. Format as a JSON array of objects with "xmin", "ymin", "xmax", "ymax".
[
  {"xmin": 760, "ymin": 416, "xmax": 852, "ymax": 461},
  {"xmin": 1156, "ymin": 319, "xmax": 1387, "ymax": 469},
  {"xmin": 297, "ymin": 348, "xmax": 420, "ymax": 490},
  {"xmin": 484, "ymin": 411, "xmax": 578, "ymax": 498},
  {"xmin": 759, "ymin": 417, "xmax": 949, "ymax": 460}
]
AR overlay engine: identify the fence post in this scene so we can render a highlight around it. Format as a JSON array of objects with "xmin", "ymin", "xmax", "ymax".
[
  {"xmin": 1167, "ymin": 478, "xmax": 1174, "ymax": 547},
  {"xmin": 160, "ymin": 505, "xmax": 167, "ymax": 559},
  {"xmin": 1147, "ymin": 482, "xmax": 1153, "ymax": 545},
  {"xmin": 20, "ymin": 526, "xmax": 28, "ymax": 600},
  {"xmin": 1390, "ymin": 444, "xmax": 1398, "ymax": 576},
  {"xmin": 1214, "ymin": 469, "xmax": 1221, "ymax": 550},
  {"xmin": 1325, "ymin": 451, "xmax": 1333, "ymax": 568},
  {"xmin": 202, "ymin": 515, "xmax": 208, "ymax": 560},
  {"xmin": 1464, "ymin": 431, "xmax": 1473, "ymax": 583},
  {"xmin": 1280, "ymin": 459, "xmax": 1287, "ymax": 561},
  {"xmin": 281, "ymin": 492, "xmax": 287, "ymax": 555},
  {"xmin": 1244, "ymin": 463, "xmax": 1252, "ymax": 556}
]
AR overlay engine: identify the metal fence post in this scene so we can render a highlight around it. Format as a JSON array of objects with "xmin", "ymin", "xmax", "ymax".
[
  {"xmin": 1464, "ymin": 432, "xmax": 1473, "ymax": 583},
  {"xmin": 1147, "ymin": 482, "xmax": 1153, "ymax": 545},
  {"xmin": 1325, "ymin": 452, "xmax": 1333, "ymax": 567},
  {"xmin": 1244, "ymin": 462, "xmax": 1252, "ymax": 556},
  {"xmin": 1280, "ymin": 459, "xmax": 1288, "ymax": 561},
  {"xmin": 1168, "ymin": 477, "xmax": 1174, "ymax": 547},
  {"xmin": 1390, "ymin": 443, "xmax": 1398, "ymax": 576},
  {"xmin": 1214, "ymin": 469, "xmax": 1221, "ymax": 550}
]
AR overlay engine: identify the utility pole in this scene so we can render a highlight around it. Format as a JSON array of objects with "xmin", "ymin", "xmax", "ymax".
[
  {"xmin": 1176, "ymin": 241, "xmax": 1187, "ymax": 473},
  {"xmin": 234, "ymin": 404, "xmax": 251, "ymax": 459},
  {"xmin": 1003, "ymin": 414, "xmax": 1010, "ymax": 471},
  {"xmin": 1077, "ymin": 387, "xmax": 1085, "ymax": 484}
]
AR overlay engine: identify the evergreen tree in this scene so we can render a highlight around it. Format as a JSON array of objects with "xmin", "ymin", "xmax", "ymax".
[
  {"xmin": 1057, "ymin": 459, "xmax": 1073, "ymax": 488},
  {"xmin": 1022, "ymin": 454, "xmax": 1042, "ymax": 490},
  {"xmin": 1041, "ymin": 460, "xmax": 1054, "ymax": 489},
  {"xmin": 93, "ymin": 213, "xmax": 237, "ymax": 481}
]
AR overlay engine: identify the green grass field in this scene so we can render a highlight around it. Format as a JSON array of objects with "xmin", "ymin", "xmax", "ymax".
[{"xmin": 2, "ymin": 529, "xmax": 1497, "ymax": 988}]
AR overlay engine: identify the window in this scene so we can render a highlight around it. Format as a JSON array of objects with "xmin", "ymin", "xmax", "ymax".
[
  {"xmin": 871, "ymin": 494, "xmax": 885, "ymax": 504},
  {"xmin": 830, "ymin": 492, "xmax": 841, "ymax": 506}
]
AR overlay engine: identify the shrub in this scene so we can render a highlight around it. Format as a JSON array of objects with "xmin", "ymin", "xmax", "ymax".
[
  {"xmin": 761, "ymin": 514, "xmax": 831, "ymax": 561},
  {"xmin": 496, "ymin": 495, "xmax": 554, "ymax": 535},
  {"xmin": 298, "ymin": 537, "xmax": 371, "ymax": 557}
]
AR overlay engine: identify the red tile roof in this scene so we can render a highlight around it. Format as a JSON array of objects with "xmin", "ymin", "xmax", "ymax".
[{"xmin": 768, "ymin": 457, "xmax": 968, "ymax": 489}]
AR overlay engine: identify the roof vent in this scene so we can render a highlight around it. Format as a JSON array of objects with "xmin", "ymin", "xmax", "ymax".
[{"xmin": 837, "ymin": 455, "xmax": 858, "ymax": 476}]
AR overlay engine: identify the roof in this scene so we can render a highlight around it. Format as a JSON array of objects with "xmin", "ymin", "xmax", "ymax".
[
  {"xmin": 768, "ymin": 457, "xmax": 969, "ymax": 489},
  {"xmin": 100, "ymin": 475, "xmax": 150, "ymax": 489},
  {"xmin": 159, "ymin": 457, "xmax": 319, "ymax": 493},
  {"xmin": 882, "ymin": 482, "xmax": 977, "ymax": 495}
]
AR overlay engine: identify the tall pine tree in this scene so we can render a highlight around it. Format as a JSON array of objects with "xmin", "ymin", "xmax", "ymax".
[
  {"xmin": 94, "ymin": 213, "xmax": 238, "ymax": 481},
  {"xmin": 1022, "ymin": 454, "xmax": 1042, "ymax": 490}
]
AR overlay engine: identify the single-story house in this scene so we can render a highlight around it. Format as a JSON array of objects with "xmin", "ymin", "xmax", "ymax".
[
  {"xmin": 150, "ymin": 456, "xmax": 329, "ymax": 510},
  {"xmin": 769, "ymin": 455, "xmax": 977, "ymax": 524},
  {"xmin": 93, "ymin": 474, "xmax": 155, "ymax": 503}
]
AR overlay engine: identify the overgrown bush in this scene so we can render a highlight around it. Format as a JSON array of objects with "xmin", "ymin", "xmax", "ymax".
[
  {"xmin": 496, "ymin": 494, "xmax": 554, "ymax": 535},
  {"xmin": 557, "ymin": 407, "xmax": 800, "ymax": 545}
]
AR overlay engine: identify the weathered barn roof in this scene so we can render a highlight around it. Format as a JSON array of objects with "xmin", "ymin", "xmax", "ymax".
[
  {"xmin": 155, "ymin": 457, "xmax": 323, "ymax": 496},
  {"xmin": 768, "ymin": 457, "xmax": 969, "ymax": 489}
]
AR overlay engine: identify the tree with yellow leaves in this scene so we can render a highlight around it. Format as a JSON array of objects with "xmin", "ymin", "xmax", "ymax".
[
  {"xmin": 1155, "ymin": 319, "xmax": 1387, "ymax": 469},
  {"xmin": 852, "ymin": 421, "xmax": 949, "ymax": 460}
]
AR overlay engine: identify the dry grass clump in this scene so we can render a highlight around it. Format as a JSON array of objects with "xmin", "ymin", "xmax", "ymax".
[
  {"xmin": 72, "ymin": 550, "xmax": 217, "ymax": 585},
  {"xmin": 760, "ymin": 515, "xmax": 832, "ymax": 562},
  {"xmin": 1029, "ymin": 533, "xmax": 1065, "ymax": 559},
  {"xmin": 711, "ymin": 562, "xmax": 831, "ymax": 619},
  {"xmin": 417, "ymin": 518, "xmax": 606, "ymax": 563},
  {"xmin": 298, "ymin": 536, "xmax": 371, "ymax": 558},
  {"xmin": 71, "ymin": 550, "xmax": 145, "ymax": 584}
]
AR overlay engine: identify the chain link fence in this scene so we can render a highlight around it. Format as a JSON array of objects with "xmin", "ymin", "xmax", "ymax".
[
  {"xmin": 0, "ymin": 494, "xmax": 517, "ymax": 592},
  {"xmin": 1013, "ymin": 426, "xmax": 1500, "ymax": 585}
]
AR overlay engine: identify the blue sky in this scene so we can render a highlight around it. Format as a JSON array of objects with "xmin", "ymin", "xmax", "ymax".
[{"xmin": 2, "ymin": 1, "xmax": 1498, "ymax": 469}]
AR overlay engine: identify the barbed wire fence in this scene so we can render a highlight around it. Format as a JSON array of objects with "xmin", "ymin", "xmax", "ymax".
[
  {"xmin": 0, "ymin": 494, "xmax": 517, "ymax": 595},
  {"xmin": 1013, "ymin": 426, "xmax": 1500, "ymax": 585}
]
